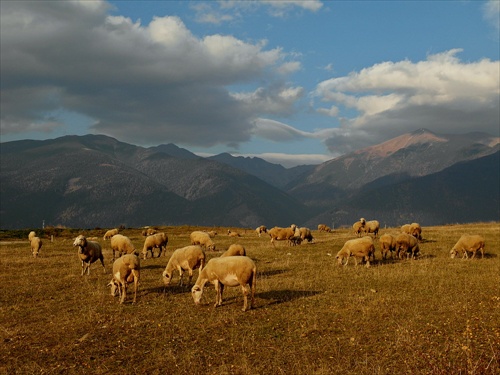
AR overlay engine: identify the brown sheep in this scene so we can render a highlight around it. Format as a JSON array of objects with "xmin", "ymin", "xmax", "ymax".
[{"xmin": 73, "ymin": 235, "xmax": 105, "ymax": 276}]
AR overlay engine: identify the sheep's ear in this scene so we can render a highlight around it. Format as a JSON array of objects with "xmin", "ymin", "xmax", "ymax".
[{"xmin": 192, "ymin": 286, "xmax": 200, "ymax": 292}]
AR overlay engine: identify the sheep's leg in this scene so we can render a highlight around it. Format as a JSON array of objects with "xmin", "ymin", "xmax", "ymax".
[
  {"xmin": 99, "ymin": 258, "xmax": 106, "ymax": 273},
  {"xmin": 241, "ymin": 285, "xmax": 249, "ymax": 312},
  {"xmin": 213, "ymin": 280, "xmax": 221, "ymax": 307},
  {"xmin": 120, "ymin": 283, "xmax": 126, "ymax": 304},
  {"xmin": 470, "ymin": 249, "xmax": 476, "ymax": 259},
  {"xmin": 132, "ymin": 271, "xmax": 139, "ymax": 303},
  {"xmin": 187, "ymin": 269, "xmax": 193, "ymax": 287},
  {"xmin": 218, "ymin": 283, "xmax": 224, "ymax": 307},
  {"xmin": 178, "ymin": 269, "xmax": 184, "ymax": 287}
]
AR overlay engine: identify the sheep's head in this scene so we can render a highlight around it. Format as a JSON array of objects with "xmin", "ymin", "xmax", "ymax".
[
  {"xmin": 162, "ymin": 270, "xmax": 172, "ymax": 286},
  {"xmin": 73, "ymin": 235, "xmax": 86, "ymax": 248},
  {"xmin": 450, "ymin": 248, "xmax": 458, "ymax": 259},
  {"xmin": 108, "ymin": 280, "xmax": 119, "ymax": 296},
  {"xmin": 191, "ymin": 285, "xmax": 203, "ymax": 305},
  {"xmin": 208, "ymin": 244, "xmax": 216, "ymax": 251}
]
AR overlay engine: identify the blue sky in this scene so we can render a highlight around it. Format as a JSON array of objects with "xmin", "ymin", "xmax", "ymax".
[{"xmin": 1, "ymin": 0, "xmax": 499, "ymax": 167}]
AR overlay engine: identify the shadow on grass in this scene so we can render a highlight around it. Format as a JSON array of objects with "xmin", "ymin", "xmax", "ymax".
[
  {"xmin": 256, "ymin": 289, "xmax": 322, "ymax": 306},
  {"xmin": 141, "ymin": 264, "xmax": 165, "ymax": 270},
  {"xmin": 258, "ymin": 268, "xmax": 290, "ymax": 278}
]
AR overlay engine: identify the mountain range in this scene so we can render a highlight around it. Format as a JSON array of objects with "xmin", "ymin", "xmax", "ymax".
[{"xmin": 1, "ymin": 129, "xmax": 498, "ymax": 229}]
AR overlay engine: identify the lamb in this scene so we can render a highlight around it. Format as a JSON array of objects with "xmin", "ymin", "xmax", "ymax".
[
  {"xmin": 336, "ymin": 236, "xmax": 375, "ymax": 267},
  {"xmin": 221, "ymin": 244, "xmax": 246, "ymax": 257},
  {"xmin": 191, "ymin": 256, "xmax": 256, "ymax": 312},
  {"xmin": 379, "ymin": 234, "xmax": 397, "ymax": 259},
  {"xmin": 103, "ymin": 228, "xmax": 119, "ymax": 240},
  {"xmin": 352, "ymin": 221, "xmax": 365, "ymax": 237},
  {"xmin": 162, "ymin": 245, "xmax": 206, "ymax": 287},
  {"xmin": 108, "ymin": 253, "xmax": 140, "ymax": 304},
  {"xmin": 30, "ymin": 236, "xmax": 42, "ymax": 258},
  {"xmin": 255, "ymin": 225, "xmax": 267, "ymax": 237},
  {"xmin": 267, "ymin": 226, "xmax": 297, "ymax": 247},
  {"xmin": 190, "ymin": 231, "xmax": 216, "ymax": 251},
  {"xmin": 110, "ymin": 234, "xmax": 138, "ymax": 260},
  {"xmin": 142, "ymin": 232, "xmax": 169, "ymax": 259},
  {"xmin": 227, "ymin": 230, "xmax": 241, "ymax": 237},
  {"xmin": 363, "ymin": 220, "xmax": 380, "ymax": 237},
  {"xmin": 73, "ymin": 235, "xmax": 105, "ymax": 276},
  {"xmin": 409, "ymin": 223, "xmax": 422, "ymax": 241},
  {"xmin": 317, "ymin": 224, "xmax": 332, "ymax": 233},
  {"xmin": 395, "ymin": 233, "xmax": 420, "ymax": 259},
  {"xmin": 450, "ymin": 235, "xmax": 485, "ymax": 259},
  {"xmin": 299, "ymin": 227, "xmax": 314, "ymax": 243}
]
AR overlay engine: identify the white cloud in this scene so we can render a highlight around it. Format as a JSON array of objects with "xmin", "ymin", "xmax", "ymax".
[
  {"xmin": 314, "ymin": 49, "xmax": 500, "ymax": 153},
  {"xmin": 483, "ymin": 0, "xmax": 500, "ymax": 33},
  {"xmin": 0, "ymin": 1, "xmax": 302, "ymax": 147}
]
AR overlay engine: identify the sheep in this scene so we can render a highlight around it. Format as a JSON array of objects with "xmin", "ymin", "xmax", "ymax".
[
  {"xmin": 191, "ymin": 256, "xmax": 256, "ymax": 312},
  {"xmin": 379, "ymin": 234, "xmax": 397, "ymax": 259},
  {"xmin": 401, "ymin": 224, "xmax": 411, "ymax": 234},
  {"xmin": 363, "ymin": 220, "xmax": 380, "ymax": 238},
  {"xmin": 141, "ymin": 228, "xmax": 157, "ymax": 236},
  {"xmin": 255, "ymin": 225, "xmax": 267, "ymax": 237},
  {"xmin": 267, "ymin": 226, "xmax": 297, "ymax": 247},
  {"xmin": 289, "ymin": 236, "xmax": 303, "ymax": 246},
  {"xmin": 450, "ymin": 235, "xmax": 485, "ymax": 259},
  {"xmin": 352, "ymin": 221, "xmax": 365, "ymax": 237},
  {"xmin": 221, "ymin": 244, "xmax": 246, "ymax": 257},
  {"xmin": 317, "ymin": 224, "xmax": 332, "ymax": 233},
  {"xmin": 110, "ymin": 234, "xmax": 138, "ymax": 260},
  {"xmin": 162, "ymin": 245, "xmax": 206, "ymax": 287},
  {"xmin": 395, "ymin": 233, "xmax": 420, "ymax": 260},
  {"xmin": 103, "ymin": 228, "xmax": 119, "ymax": 240},
  {"xmin": 28, "ymin": 231, "xmax": 36, "ymax": 241},
  {"xmin": 409, "ymin": 223, "xmax": 423, "ymax": 241},
  {"xmin": 190, "ymin": 231, "xmax": 216, "ymax": 251},
  {"xmin": 205, "ymin": 230, "xmax": 217, "ymax": 238},
  {"xmin": 142, "ymin": 232, "xmax": 168, "ymax": 259},
  {"xmin": 108, "ymin": 253, "xmax": 140, "ymax": 304},
  {"xmin": 73, "ymin": 235, "xmax": 105, "ymax": 276},
  {"xmin": 336, "ymin": 236, "xmax": 375, "ymax": 267},
  {"xmin": 30, "ymin": 236, "xmax": 42, "ymax": 258},
  {"xmin": 227, "ymin": 230, "xmax": 241, "ymax": 237},
  {"xmin": 299, "ymin": 227, "xmax": 314, "ymax": 243}
]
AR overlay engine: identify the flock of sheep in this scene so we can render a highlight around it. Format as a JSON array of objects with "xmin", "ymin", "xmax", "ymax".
[{"xmin": 27, "ymin": 220, "xmax": 486, "ymax": 310}]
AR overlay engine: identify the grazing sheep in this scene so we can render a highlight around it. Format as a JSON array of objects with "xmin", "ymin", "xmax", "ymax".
[
  {"xmin": 409, "ymin": 223, "xmax": 423, "ymax": 241},
  {"xmin": 401, "ymin": 224, "xmax": 411, "ymax": 234},
  {"xmin": 141, "ymin": 228, "xmax": 157, "ymax": 237},
  {"xmin": 289, "ymin": 235, "xmax": 303, "ymax": 246},
  {"xmin": 30, "ymin": 236, "xmax": 42, "ymax": 258},
  {"xmin": 395, "ymin": 233, "xmax": 420, "ymax": 259},
  {"xmin": 191, "ymin": 256, "xmax": 256, "ymax": 312},
  {"xmin": 110, "ymin": 234, "xmax": 138, "ymax": 260},
  {"xmin": 162, "ymin": 245, "xmax": 206, "ymax": 287},
  {"xmin": 255, "ymin": 225, "xmax": 267, "ymax": 237},
  {"xmin": 317, "ymin": 224, "xmax": 332, "ymax": 233},
  {"xmin": 103, "ymin": 228, "xmax": 119, "ymax": 240},
  {"xmin": 267, "ymin": 226, "xmax": 297, "ymax": 247},
  {"xmin": 142, "ymin": 232, "xmax": 168, "ymax": 259},
  {"xmin": 450, "ymin": 235, "xmax": 485, "ymax": 259},
  {"xmin": 205, "ymin": 230, "xmax": 217, "ymax": 238},
  {"xmin": 352, "ymin": 221, "xmax": 365, "ymax": 237},
  {"xmin": 73, "ymin": 235, "xmax": 105, "ymax": 276},
  {"xmin": 227, "ymin": 230, "xmax": 241, "ymax": 237},
  {"xmin": 190, "ymin": 231, "xmax": 216, "ymax": 251},
  {"xmin": 108, "ymin": 254, "xmax": 140, "ymax": 304},
  {"xmin": 299, "ymin": 227, "xmax": 314, "ymax": 243},
  {"xmin": 221, "ymin": 244, "xmax": 246, "ymax": 257},
  {"xmin": 336, "ymin": 236, "xmax": 375, "ymax": 267},
  {"xmin": 363, "ymin": 220, "xmax": 380, "ymax": 238},
  {"xmin": 379, "ymin": 234, "xmax": 397, "ymax": 259}
]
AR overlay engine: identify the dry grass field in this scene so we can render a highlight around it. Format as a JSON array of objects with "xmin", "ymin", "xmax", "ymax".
[{"xmin": 1, "ymin": 222, "xmax": 499, "ymax": 374}]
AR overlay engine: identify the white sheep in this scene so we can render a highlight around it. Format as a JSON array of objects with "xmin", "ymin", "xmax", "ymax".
[
  {"xmin": 103, "ymin": 228, "xmax": 119, "ymax": 240},
  {"xmin": 255, "ymin": 225, "xmax": 267, "ymax": 237},
  {"xmin": 401, "ymin": 224, "xmax": 411, "ymax": 234},
  {"xmin": 409, "ymin": 223, "xmax": 423, "ymax": 241},
  {"xmin": 73, "ymin": 235, "xmax": 105, "ymax": 276},
  {"xmin": 28, "ymin": 231, "xmax": 36, "ymax": 241},
  {"xmin": 30, "ymin": 236, "xmax": 42, "ymax": 258},
  {"xmin": 299, "ymin": 227, "xmax": 314, "ymax": 243},
  {"xmin": 336, "ymin": 236, "xmax": 375, "ymax": 267},
  {"xmin": 162, "ymin": 245, "xmax": 206, "ymax": 287},
  {"xmin": 317, "ymin": 224, "xmax": 332, "ymax": 233},
  {"xmin": 110, "ymin": 234, "xmax": 138, "ymax": 260},
  {"xmin": 352, "ymin": 221, "xmax": 364, "ymax": 237},
  {"xmin": 221, "ymin": 244, "xmax": 246, "ymax": 257},
  {"xmin": 141, "ymin": 228, "xmax": 157, "ymax": 236},
  {"xmin": 379, "ymin": 233, "xmax": 397, "ymax": 259},
  {"xmin": 363, "ymin": 220, "xmax": 380, "ymax": 237},
  {"xmin": 227, "ymin": 230, "xmax": 241, "ymax": 237},
  {"xmin": 142, "ymin": 232, "xmax": 168, "ymax": 259},
  {"xmin": 450, "ymin": 235, "xmax": 485, "ymax": 259},
  {"xmin": 191, "ymin": 256, "xmax": 256, "ymax": 312},
  {"xmin": 108, "ymin": 253, "xmax": 140, "ymax": 304},
  {"xmin": 190, "ymin": 231, "xmax": 216, "ymax": 251},
  {"xmin": 395, "ymin": 233, "xmax": 420, "ymax": 259},
  {"xmin": 205, "ymin": 230, "xmax": 217, "ymax": 238},
  {"xmin": 267, "ymin": 226, "xmax": 297, "ymax": 247}
]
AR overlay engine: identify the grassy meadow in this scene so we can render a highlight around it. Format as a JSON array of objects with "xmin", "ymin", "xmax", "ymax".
[{"xmin": 1, "ymin": 222, "xmax": 499, "ymax": 374}]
